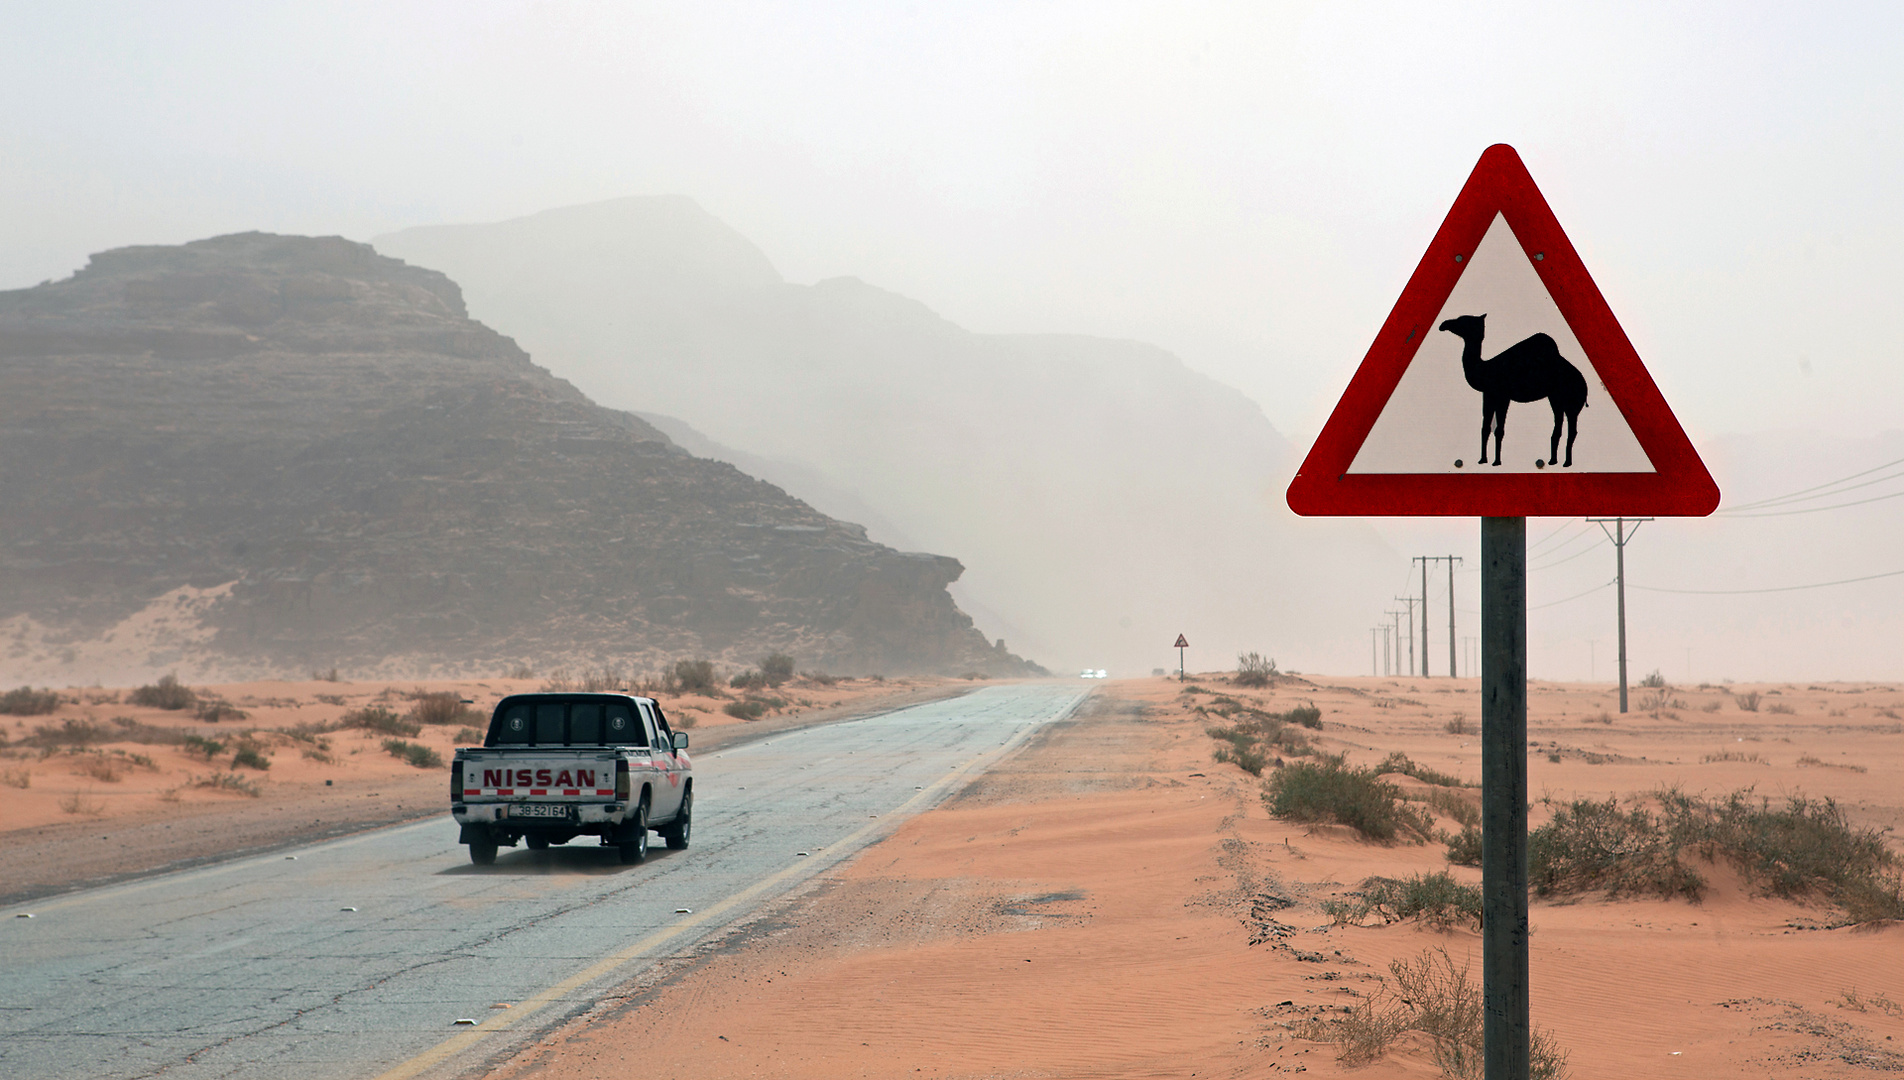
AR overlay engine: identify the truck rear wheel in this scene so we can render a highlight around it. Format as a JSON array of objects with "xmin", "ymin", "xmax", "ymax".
[
  {"xmin": 619, "ymin": 802, "xmax": 649, "ymax": 865},
  {"xmin": 662, "ymin": 790, "xmax": 692, "ymax": 850},
  {"xmin": 469, "ymin": 841, "xmax": 498, "ymax": 866}
]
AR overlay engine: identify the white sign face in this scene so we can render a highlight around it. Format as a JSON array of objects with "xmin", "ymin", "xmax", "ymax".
[{"xmin": 1346, "ymin": 214, "xmax": 1655, "ymax": 475}]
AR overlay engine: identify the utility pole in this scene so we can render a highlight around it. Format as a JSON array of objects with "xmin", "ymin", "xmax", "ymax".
[
  {"xmin": 1415, "ymin": 555, "xmax": 1464, "ymax": 677},
  {"xmin": 1385, "ymin": 611, "xmax": 1403, "ymax": 677},
  {"xmin": 1394, "ymin": 596, "xmax": 1417, "ymax": 677},
  {"xmin": 1371, "ymin": 629, "xmax": 1382, "ymax": 676},
  {"xmin": 1588, "ymin": 517, "xmax": 1651, "ymax": 713}
]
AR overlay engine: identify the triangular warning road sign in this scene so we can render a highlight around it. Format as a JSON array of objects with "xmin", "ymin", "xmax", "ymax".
[
  {"xmin": 1287, "ymin": 144, "xmax": 1719, "ymax": 517},
  {"xmin": 1173, "ymin": 634, "xmax": 1189, "ymax": 649}
]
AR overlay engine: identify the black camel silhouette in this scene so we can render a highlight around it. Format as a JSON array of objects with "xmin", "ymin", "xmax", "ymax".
[{"xmin": 1438, "ymin": 314, "xmax": 1589, "ymax": 467}]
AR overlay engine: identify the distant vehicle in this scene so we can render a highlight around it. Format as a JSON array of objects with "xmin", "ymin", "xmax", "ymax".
[
  {"xmin": 451, "ymin": 693, "xmax": 692, "ymax": 866},
  {"xmin": 1079, "ymin": 669, "xmax": 1108, "ymax": 679}
]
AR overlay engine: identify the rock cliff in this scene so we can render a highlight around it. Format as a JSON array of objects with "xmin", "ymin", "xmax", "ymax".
[{"xmin": 0, "ymin": 232, "xmax": 1037, "ymax": 681}]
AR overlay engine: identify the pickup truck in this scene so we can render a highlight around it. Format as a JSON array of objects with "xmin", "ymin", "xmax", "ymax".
[{"xmin": 451, "ymin": 693, "xmax": 692, "ymax": 865}]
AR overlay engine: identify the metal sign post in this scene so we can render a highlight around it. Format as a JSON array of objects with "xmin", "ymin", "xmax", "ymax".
[
  {"xmin": 1481, "ymin": 517, "xmax": 1529, "ymax": 1078},
  {"xmin": 1285, "ymin": 145, "xmax": 1717, "ymax": 1080},
  {"xmin": 1174, "ymin": 633, "xmax": 1189, "ymax": 681}
]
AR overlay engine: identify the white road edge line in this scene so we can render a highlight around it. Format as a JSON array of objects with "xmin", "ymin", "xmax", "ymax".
[{"xmin": 370, "ymin": 688, "xmax": 1087, "ymax": 1080}]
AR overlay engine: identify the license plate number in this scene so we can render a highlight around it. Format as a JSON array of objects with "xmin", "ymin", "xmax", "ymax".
[{"xmin": 505, "ymin": 803, "xmax": 568, "ymax": 819}]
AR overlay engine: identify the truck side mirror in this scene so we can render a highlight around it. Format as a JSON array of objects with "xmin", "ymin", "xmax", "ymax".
[{"xmin": 671, "ymin": 732, "xmax": 689, "ymax": 750}]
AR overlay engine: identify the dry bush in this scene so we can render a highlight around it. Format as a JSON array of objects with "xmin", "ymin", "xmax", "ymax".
[
  {"xmin": 672, "ymin": 659, "xmax": 719, "ymax": 695},
  {"xmin": 1702, "ymin": 749, "xmax": 1767, "ymax": 764},
  {"xmin": 1444, "ymin": 713, "xmax": 1473, "ymax": 734},
  {"xmin": 230, "ymin": 743, "xmax": 271, "ymax": 771},
  {"xmin": 1377, "ymin": 752, "xmax": 1468, "ymax": 788},
  {"xmin": 0, "ymin": 686, "xmax": 62, "ymax": 715},
  {"xmin": 760, "ymin": 653, "xmax": 795, "ymax": 686},
  {"xmin": 195, "ymin": 699, "xmax": 248, "ymax": 722},
  {"xmin": 1702, "ymin": 700, "xmax": 1723, "ymax": 713},
  {"xmin": 1324, "ymin": 872, "xmax": 1481, "ymax": 930},
  {"xmin": 315, "ymin": 693, "xmax": 347, "ymax": 706},
  {"xmin": 801, "ymin": 671, "xmax": 839, "ymax": 687},
  {"xmin": 71, "ymin": 754, "xmax": 125, "ymax": 782},
  {"xmin": 1301, "ymin": 947, "xmax": 1569, "ymax": 1078},
  {"xmin": 129, "ymin": 674, "xmax": 196, "ymax": 711},
  {"xmin": 1797, "ymin": 754, "xmax": 1868, "ymax": 773},
  {"xmin": 1767, "ymin": 701, "xmax": 1796, "ymax": 715},
  {"xmin": 2, "ymin": 766, "xmax": 31, "ymax": 788},
  {"xmin": 1264, "ymin": 754, "xmax": 1432, "ymax": 842},
  {"xmin": 1736, "ymin": 691, "xmax": 1762, "ymax": 712},
  {"xmin": 1234, "ymin": 652, "xmax": 1280, "ymax": 688},
  {"xmin": 59, "ymin": 788, "xmax": 106, "ymax": 815},
  {"xmin": 1585, "ymin": 711, "xmax": 1613, "ymax": 724},
  {"xmin": 453, "ymin": 726, "xmax": 484, "ymax": 745},
  {"xmin": 382, "ymin": 738, "xmax": 442, "ymax": 769},
  {"xmin": 502, "ymin": 663, "xmax": 536, "ymax": 680},
  {"xmin": 1413, "ymin": 786, "xmax": 1481, "ymax": 828},
  {"xmin": 342, "ymin": 705, "xmax": 419, "ymax": 737},
  {"xmin": 312, "ymin": 667, "xmax": 342, "ymax": 682},
  {"xmin": 192, "ymin": 772, "xmax": 262, "ymax": 797},
  {"xmin": 407, "ymin": 691, "xmax": 477, "ymax": 726},
  {"xmin": 26, "ymin": 718, "xmax": 109, "ymax": 749}
]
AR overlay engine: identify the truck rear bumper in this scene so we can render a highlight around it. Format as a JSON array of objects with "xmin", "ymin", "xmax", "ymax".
[{"xmin": 453, "ymin": 802, "xmax": 627, "ymax": 826}]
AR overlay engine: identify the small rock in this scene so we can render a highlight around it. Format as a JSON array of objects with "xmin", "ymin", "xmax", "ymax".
[{"xmin": 452, "ymin": 1018, "xmax": 477, "ymax": 1026}]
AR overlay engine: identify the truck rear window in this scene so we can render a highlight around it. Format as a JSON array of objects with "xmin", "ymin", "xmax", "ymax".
[{"xmin": 490, "ymin": 698, "xmax": 642, "ymax": 746}]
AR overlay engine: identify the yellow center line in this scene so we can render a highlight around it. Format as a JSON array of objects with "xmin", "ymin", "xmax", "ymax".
[{"xmin": 369, "ymin": 697, "xmax": 1079, "ymax": 1080}]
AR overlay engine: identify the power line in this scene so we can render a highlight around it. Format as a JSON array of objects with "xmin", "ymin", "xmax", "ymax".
[
  {"xmin": 1719, "ymin": 453, "xmax": 1904, "ymax": 513},
  {"xmin": 1528, "ymin": 536, "xmax": 1607, "ymax": 572},
  {"xmin": 1719, "ymin": 486, "xmax": 1904, "ymax": 518},
  {"xmin": 1529, "ymin": 579, "xmax": 1614, "ymax": 610},
  {"xmin": 1631, "ymin": 568, "xmax": 1904, "ymax": 595}
]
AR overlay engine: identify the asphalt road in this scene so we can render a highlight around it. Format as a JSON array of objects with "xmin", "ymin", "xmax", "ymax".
[{"xmin": 0, "ymin": 682, "xmax": 1089, "ymax": 1080}]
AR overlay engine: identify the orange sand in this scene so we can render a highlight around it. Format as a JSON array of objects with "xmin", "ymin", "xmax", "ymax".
[{"xmin": 490, "ymin": 674, "xmax": 1904, "ymax": 1079}]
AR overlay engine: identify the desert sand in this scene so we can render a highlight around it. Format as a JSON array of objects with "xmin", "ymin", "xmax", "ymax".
[
  {"xmin": 485, "ymin": 673, "xmax": 1904, "ymax": 1079},
  {"xmin": 0, "ymin": 672, "xmax": 971, "ymax": 905}
]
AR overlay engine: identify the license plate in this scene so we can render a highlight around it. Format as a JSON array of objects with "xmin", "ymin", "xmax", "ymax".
[{"xmin": 504, "ymin": 803, "xmax": 569, "ymax": 820}]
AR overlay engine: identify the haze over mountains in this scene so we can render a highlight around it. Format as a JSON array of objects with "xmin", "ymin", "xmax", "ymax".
[
  {"xmin": 377, "ymin": 198, "xmax": 1398, "ymax": 676},
  {"xmin": 0, "ymin": 232, "xmax": 1036, "ymax": 683}
]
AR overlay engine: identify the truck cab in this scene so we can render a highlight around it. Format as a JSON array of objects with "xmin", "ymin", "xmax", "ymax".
[{"xmin": 451, "ymin": 693, "xmax": 692, "ymax": 865}]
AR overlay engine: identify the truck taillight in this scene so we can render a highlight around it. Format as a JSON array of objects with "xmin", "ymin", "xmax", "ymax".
[
  {"xmin": 451, "ymin": 760, "xmax": 463, "ymax": 802},
  {"xmin": 615, "ymin": 759, "xmax": 630, "ymax": 800}
]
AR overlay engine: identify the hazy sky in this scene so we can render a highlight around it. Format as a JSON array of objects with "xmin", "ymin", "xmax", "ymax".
[{"xmin": 5, "ymin": 1, "xmax": 1899, "ymax": 447}]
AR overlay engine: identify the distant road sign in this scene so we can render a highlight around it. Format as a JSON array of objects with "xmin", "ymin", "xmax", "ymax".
[
  {"xmin": 1173, "ymin": 634, "xmax": 1189, "ymax": 648},
  {"xmin": 1287, "ymin": 144, "xmax": 1718, "ymax": 518}
]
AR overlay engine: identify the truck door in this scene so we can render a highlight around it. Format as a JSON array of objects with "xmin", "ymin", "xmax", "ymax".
[{"xmin": 638, "ymin": 702, "xmax": 682, "ymax": 819}]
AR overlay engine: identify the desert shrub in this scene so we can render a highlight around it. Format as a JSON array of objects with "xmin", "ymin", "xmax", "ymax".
[
  {"xmin": 802, "ymin": 671, "xmax": 839, "ymax": 687},
  {"xmin": 1300, "ymin": 947, "xmax": 1569, "ymax": 1078},
  {"xmin": 1444, "ymin": 712, "xmax": 1473, "ymax": 735},
  {"xmin": 1638, "ymin": 669, "xmax": 1667, "ymax": 689},
  {"xmin": 1205, "ymin": 705, "xmax": 1315, "ymax": 776},
  {"xmin": 182, "ymin": 734, "xmax": 225, "ymax": 760},
  {"xmin": 1, "ymin": 766, "xmax": 29, "ymax": 788},
  {"xmin": 503, "ymin": 663, "xmax": 536, "ymax": 680},
  {"xmin": 407, "ymin": 691, "xmax": 476, "ymax": 726},
  {"xmin": 342, "ymin": 705, "xmax": 420, "ymax": 737},
  {"xmin": 730, "ymin": 669, "xmax": 767, "ymax": 690},
  {"xmin": 760, "ymin": 653, "xmax": 795, "ymax": 686},
  {"xmin": 72, "ymin": 753, "xmax": 125, "ymax": 782},
  {"xmin": 107, "ymin": 716, "xmax": 185, "ymax": 744},
  {"xmin": 195, "ymin": 699, "xmax": 248, "ymax": 722},
  {"xmin": 1282, "ymin": 702, "xmax": 1323, "ymax": 729},
  {"xmin": 1326, "ymin": 872, "xmax": 1482, "ymax": 930},
  {"xmin": 1416, "ymin": 786, "xmax": 1481, "ymax": 828},
  {"xmin": 1702, "ymin": 749, "xmax": 1766, "ymax": 764},
  {"xmin": 722, "ymin": 698, "xmax": 768, "ymax": 721},
  {"xmin": 1443, "ymin": 824, "xmax": 1483, "ymax": 866},
  {"xmin": 1696, "ymin": 792, "xmax": 1896, "ymax": 912},
  {"xmin": 453, "ymin": 726, "xmax": 484, "ymax": 745},
  {"xmin": 1767, "ymin": 701, "xmax": 1796, "ymax": 715},
  {"xmin": 1208, "ymin": 726, "xmax": 1268, "ymax": 776},
  {"xmin": 382, "ymin": 738, "xmax": 443, "ymax": 769},
  {"xmin": 230, "ymin": 744, "xmax": 271, "ymax": 771},
  {"xmin": 1377, "ymin": 752, "xmax": 1468, "ymax": 788},
  {"xmin": 130, "ymin": 674, "xmax": 196, "ymax": 710},
  {"xmin": 1528, "ymin": 795, "xmax": 1705, "ymax": 901},
  {"xmin": 193, "ymin": 771, "xmax": 262, "ymax": 797},
  {"xmin": 312, "ymin": 667, "xmax": 342, "ymax": 682},
  {"xmin": 0, "ymin": 686, "xmax": 62, "ymax": 715},
  {"xmin": 1264, "ymin": 754, "xmax": 1432, "ymax": 842},
  {"xmin": 672, "ymin": 659, "xmax": 719, "ymax": 695},
  {"xmin": 1736, "ymin": 690, "xmax": 1762, "ymax": 712},
  {"xmin": 1234, "ymin": 652, "xmax": 1280, "ymax": 688},
  {"xmin": 27, "ymin": 718, "xmax": 109, "ymax": 749},
  {"xmin": 59, "ymin": 789, "xmax": 106, "ymax": 815}
]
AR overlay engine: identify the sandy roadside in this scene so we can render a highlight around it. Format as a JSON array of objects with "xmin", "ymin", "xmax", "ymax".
[
  {"xmin": 0, "ymin": 673, "xmax": 979, "ymax": 907},
  {"xmin": 484, "ymin": 673, "xmax": 1904, "ymax": 1080}
]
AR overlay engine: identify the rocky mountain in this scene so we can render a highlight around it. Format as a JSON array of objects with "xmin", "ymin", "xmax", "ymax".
[
  {"xmin": 377, "ymin": 198, "xmax": 1399, "ymax": 675},
  {"xmin": 0, "ymin": 232, "xmax": 1038, "ymax": 682}
]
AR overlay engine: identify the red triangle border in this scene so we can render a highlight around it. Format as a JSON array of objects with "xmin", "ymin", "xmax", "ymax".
[{"xmin": 1285, "ymin": 144, "xmax": 1719, "ymax": 517}]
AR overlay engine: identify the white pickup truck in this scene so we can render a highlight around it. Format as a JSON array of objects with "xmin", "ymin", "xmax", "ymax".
[{"xmin": 451, "ymin": 693, "xmax": 692, "ymax": 865}]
